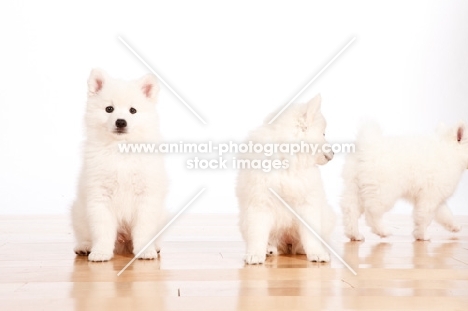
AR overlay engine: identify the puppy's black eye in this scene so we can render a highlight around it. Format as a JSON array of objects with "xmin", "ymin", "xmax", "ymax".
[
  {"xmin": 130, "ymin": 107, "xmax": 137, "ymax": 114},
  {"xmin": 323, "ymin": 133, "xmax": 326, "ymax": 137},
  {"xmin": 105, "ymin": 106, "xmax": 114, "ymax": 113}
]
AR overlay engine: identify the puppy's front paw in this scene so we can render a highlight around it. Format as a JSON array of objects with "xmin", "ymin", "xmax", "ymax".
[
  {"xmin": 307, "ymin": 253, "xmax": 330, "ymax": 263},
  {"xmin": 413, "ymin": 230, "xmax": 430, "ymax": 241},
  {"xmin": 137, "ymin": 248, "xmax": 158, "ymax": 260},
  {"xmin": 449, "ymin": 223, "xmax": 461, "ymax": 233},
  {"xmin": 88, "ymin": 251, "xmax": 113, "ymax": 262},
  {"xmin": 245, "ymin": 253, "xmax": 266, "ymax": 265},
  {"xmin": 346, "ymin": 232, "xmax": 365, "ymax": 241},
  {"xmin": 74, "ymin": 243, "xmax": 91, "ymax": 256}
]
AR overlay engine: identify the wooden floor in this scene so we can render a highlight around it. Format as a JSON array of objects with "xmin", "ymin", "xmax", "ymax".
[{"xmin": 0, "ymin": 214, "xmax": 467, "ymax": 310}]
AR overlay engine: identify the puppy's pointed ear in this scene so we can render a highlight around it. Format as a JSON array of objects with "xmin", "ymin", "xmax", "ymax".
[
  {"xmin": 88, "ymin": 68, "xmax": 107, "ymax": 96},
  {"xmin": 306, "ymin": 94, "xmax": 322, "ymax": 122},
  {"xmin": 456, "ymin": 123, "xmax": 466, "ymax": 142},
  {"xmin": 139, "ymin": 74, "xmax": 160, "ymax": 102}
]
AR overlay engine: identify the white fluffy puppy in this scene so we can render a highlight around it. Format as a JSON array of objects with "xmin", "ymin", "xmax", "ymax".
[
  {"xmin": 72, "ymin": 69, "xmax": 168, "ymax": 261},
  {"xmin": 341, "ymin": 122, "xmax": 468, "ymax": 241},
  {"xmin": 237, "ymin": 95, "xmax": 336, "ymax": 264}
]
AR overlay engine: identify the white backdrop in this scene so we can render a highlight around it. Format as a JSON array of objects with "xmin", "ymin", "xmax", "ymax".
[{"xmin": 0, "ymin": 0, "xmax": 467, "ymax": 215}]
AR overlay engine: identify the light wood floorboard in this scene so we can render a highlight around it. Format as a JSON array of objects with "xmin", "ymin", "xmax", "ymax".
[{"xmin": 0, "ymin": 214, "xmax": 467, "ymax": 310}]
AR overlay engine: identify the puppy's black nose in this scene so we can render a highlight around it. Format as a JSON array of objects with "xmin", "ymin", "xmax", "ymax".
[{"xmin": 116, "ymin": 119, "xmax": 127, "ymax": 128}]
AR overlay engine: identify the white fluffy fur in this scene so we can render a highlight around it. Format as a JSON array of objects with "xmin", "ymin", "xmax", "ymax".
[
  {"xmin": 236, "ymin": 95, "xmax": 336, "ymax": 264},
  {"xmin": 72, "ymin": 69, "xmax": 168, "ymax": 261},
  {"xmin": 341, "ymin": 122, "xmax": 468, "ymax": 241}
]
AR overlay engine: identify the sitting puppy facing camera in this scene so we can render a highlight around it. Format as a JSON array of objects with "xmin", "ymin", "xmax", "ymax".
[{"xmin": 72, "ymin": 69, "xmax": 168, "ymax": 261}]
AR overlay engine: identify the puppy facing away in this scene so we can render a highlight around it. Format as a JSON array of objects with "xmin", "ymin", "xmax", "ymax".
[
  {"xmin": 236, "ymin": 95, "xmax": 336, "ymax": 264},
  {"xmin": 341, "ymin": 122, "xmax": 468, "ymax": 241},
  {"xmin": 72, "ymin": 69, "xmax": 168, "ymax": 261}
]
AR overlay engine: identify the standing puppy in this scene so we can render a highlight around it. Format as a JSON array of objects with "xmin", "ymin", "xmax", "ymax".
[
  {"xmin": 237, "ymin": 95, "xmax": 336, "ymax": 264},
  {"xmin": 341, "ymin": 122, "xmax": 468, "ymax": 241},
  {"xmin": 72, "ymin": 69, "xmax": 168, "ymax": 261}
]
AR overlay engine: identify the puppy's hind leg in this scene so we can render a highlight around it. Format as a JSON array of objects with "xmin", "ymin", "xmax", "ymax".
[
  {"xmin": 341, "ymin": 183, "xmax": 364, "ymax": 241},
  {"xmin": 363, "ymin": 195, "xmax": 393, "ymax": 238},
  {"xmin": 413, "ymin": 199, "xmax": 438, "ymax": 241},
  {"xmin": 435, "ymin": 203, "xmax": 461, "ymax": 233},
  {"xmin": 266, "ymin": 243, "xmax": 278, "ymax": 256},
  {"xmin": 72, "ymin": 200, "xmax": 92, "ymax": 256},
  {"xmin": 243, "ymin": 209, "xmax": 274, "ymax": 265}
]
